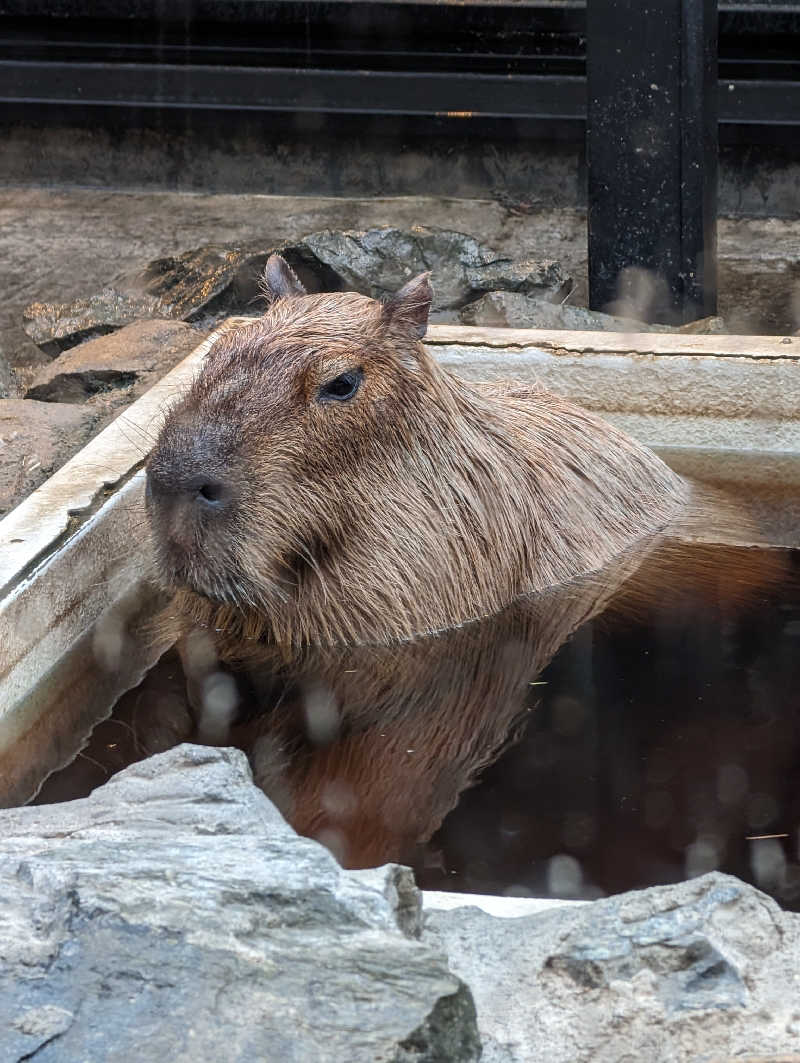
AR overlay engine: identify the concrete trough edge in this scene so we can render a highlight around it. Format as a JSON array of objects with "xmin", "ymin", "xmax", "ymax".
[
  {"xmin": 3, "ymin": 321, "xmax": 798, "ymax": 594},
  {"xmin": 1, "ymin": 321, "xmax": 798, "ymax": 793}
]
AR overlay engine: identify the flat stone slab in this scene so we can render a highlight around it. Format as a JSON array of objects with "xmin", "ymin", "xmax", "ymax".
[
  {"xmin": 0, "ymin": 744, "xmax": 479, "ymax": 1063},
  {"xmin": 26, "ymin": 319, "xmax": 202, "ymax": 403},
  {"xmin": 0, "ymin": 398, "xmax": 97, "ymax": 517},
  {"xmin": 427, "ymin": 871, "xmax": 800, "ymax": 1063}
]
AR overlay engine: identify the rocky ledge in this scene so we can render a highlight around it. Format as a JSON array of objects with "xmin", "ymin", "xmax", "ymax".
[
  {"xmin": 0, "ymin": 745, "xmax": 479, "ymax": 1063},
  {"xmin": 2, "ymin": 746, "xmax": 799, "ymax": 1063}
]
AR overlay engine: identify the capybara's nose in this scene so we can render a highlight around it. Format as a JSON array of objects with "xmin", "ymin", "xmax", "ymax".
[
  {"xmin": 182, "ymin": 474, "xmax": 231, "ymax": 510},
  {"xmin": 146, "ymin": 467, "xmax": 233, "ymax": 515}
]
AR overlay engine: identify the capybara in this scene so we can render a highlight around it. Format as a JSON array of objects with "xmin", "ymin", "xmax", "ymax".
[{"xmin": 146, "ymin": 255, "xmax": 692, "ymax": 648}]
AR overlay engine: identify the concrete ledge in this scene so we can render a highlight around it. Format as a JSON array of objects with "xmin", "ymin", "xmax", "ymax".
[{"xmin": 428, "ymin": 326, "xmax": 800, "ymax": 452}]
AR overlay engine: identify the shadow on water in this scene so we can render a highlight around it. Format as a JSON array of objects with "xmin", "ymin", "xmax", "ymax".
[{"xmin": 32, "ymin": 524, "xmax": 800, "ymax": 910}]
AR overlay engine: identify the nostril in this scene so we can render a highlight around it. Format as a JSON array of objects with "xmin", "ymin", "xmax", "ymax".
[
  {"xmin": 188, "ymin": 476, "xmax": 229, "ymax": 509},
  {"xmin": 198, "ymin": 481, "xmax": 223, "ymax": 504}
]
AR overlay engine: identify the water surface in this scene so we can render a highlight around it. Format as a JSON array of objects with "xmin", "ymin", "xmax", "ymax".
[{"xmin": 34, "ymin": 527, "xmax": 800, "ymax": 910}]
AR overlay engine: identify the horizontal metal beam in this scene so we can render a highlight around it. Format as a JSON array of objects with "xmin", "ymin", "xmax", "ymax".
[
  {"xmin": 0, "ymin": 60, "xmax": 798, "ymax": 124},
  {"xmin": 0, "ymin": 61, "xmax": 586, "ymax": 119}
]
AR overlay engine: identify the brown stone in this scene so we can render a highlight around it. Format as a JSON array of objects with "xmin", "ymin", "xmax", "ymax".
[
  {"xmin": 22, "ymin": 249, "xmax": 238, "ymax": 357},
  {"xmin": 25, "ymin": 320, "xmax": 203, "ymax": 404},
  {"xmin": 0, "ymin": 399, "xmax": 97, "ymax": 517},
  {"xmin": 676, "ymin": 315, "xmax": 728, "ymax": 335}
]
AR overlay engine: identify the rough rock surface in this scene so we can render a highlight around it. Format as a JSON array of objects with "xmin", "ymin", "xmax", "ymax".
[
  {"xmin": 459, "ymin": 291, "xmax": 729, "ymax": 334},
  {"xmin": 289, "ymin": 226, "xmax": 572, "ymax": 311},
  {"xmin": 0, "ymin": 349, "xmax": 12, "ymax": 398},
  {"xmin": 458, "ymin": 291, "xmax": 662, "ymax": 331},
  {"xmin": 462, "ymin": 256, "xmax": 571, "ymax": 301},
  {"xmin": 23, "ymin": 289, "xmax": 159, "ymax": 356},
  {"xmin": 22, "ymin": 226, "xmax": 575, "ymax": 351},
  {"xmin": 0, "ymin": 744, "xmax": 480, "ymax": 1063},
  {"xmin": 678, "ymin": 314, "xmax": 729, "ymax": 335},
  {"xmin": 0, "ymin": 399, "xmax": 97, "ymax": 517},
  {"xmin": 4, "ymin": 192, "xmax": 799, "ymax": 377},
  {"xmin": 25, "ymin": 319, "xmax": 202, "ymax": 403},
  {"xmin": 427, "ymin": 872, "xmax": 800, "ymax": 1063},
  {"xmin": 23, "ymin": 248, "xmax": 241, "ymax": 356}
]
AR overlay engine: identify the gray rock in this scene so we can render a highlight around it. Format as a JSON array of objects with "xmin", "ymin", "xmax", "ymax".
[
  {"xmin": 296, "ymin": 225, "xmax": 497, "ymax": 310},
  {"xmin": 460, "ymin": 293, "xmax": 729, "ymax": 334},
  {"xmin": 426, "ymin": 872, "xmax": 800, "ymax": 1063},
  {"xmin": 459, "ymin": 291, "xmax": 669, "ymax": 331},
  {"xmin": 296, "ymin": 227, "xmax": 572, "ymax": 311},
  {"xmin": 463, "ymin": 257, "xmax": 572, "ymax": 302},
  {"xmin": 26, "ymin": 319, "xmax": 203, "ymax": 403},
  {"xmin": 0, "ymin": 398, "xmax": 98, "ymax": 517},
  {"xmin": 0, "ymin": 744, "xmax": 480, "ymax": 1063},
  {"xmin": 23, "ymin": 289, "xmax": 159, "ymax": 357}
]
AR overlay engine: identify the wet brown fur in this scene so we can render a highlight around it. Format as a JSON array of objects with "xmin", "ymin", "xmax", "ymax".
[
  {"xmin": 175, "ymin": 538, "xmax": 789, "ymax": 868},
  {"xmin": 148, "ymin": 266, "xmax": 691, "ymax": 648}
]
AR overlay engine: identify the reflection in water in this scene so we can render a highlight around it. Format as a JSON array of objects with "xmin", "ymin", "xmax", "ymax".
[{"xmin": 33, "ymin": 533, "xmax": 800, "ymax": 909}]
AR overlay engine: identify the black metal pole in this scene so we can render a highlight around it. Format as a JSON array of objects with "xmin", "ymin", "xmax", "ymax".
[{"xmin": 587, "ymin": 0, "xmax": 718, "ymax": 324}]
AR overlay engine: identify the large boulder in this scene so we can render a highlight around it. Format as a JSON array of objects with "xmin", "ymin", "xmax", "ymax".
[
  {"xmin": 0, "ymin": 744, "xmax": 479, "ymax": 1063},
  {"xmin": 427, "ymin": 871, "xmax": 800, "ymax": 1063},
  {"xmin": 288, "ymin": 227, "xmax": 572, "ymax": 311}
]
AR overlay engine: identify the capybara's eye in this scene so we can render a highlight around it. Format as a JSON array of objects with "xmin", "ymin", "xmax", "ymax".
[{"xmin": 318, "ymin": 368, "xmax": 363, "ymax": 403}]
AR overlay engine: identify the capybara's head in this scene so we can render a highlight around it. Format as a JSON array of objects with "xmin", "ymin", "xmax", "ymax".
[
  {"xmin": 147, "ymin": 255, "xmax": 448, "ymax": 642},
  {"xmin": 147, "ymin": 255, "xmax": 685, "ymax": 646}
]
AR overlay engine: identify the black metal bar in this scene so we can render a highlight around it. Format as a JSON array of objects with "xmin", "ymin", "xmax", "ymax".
[
  {"xmin": 586, "ymin": 0, "xmax": 718, "ymax": 323},
  {"xmin": 0, "ymin": 61, "xmax": 587, "ymax": 118},
  {"xmin": 682, "ymin": 0, "xmax": 719, "ymax": 317},
  {"xmin": 1, "ymin": 58, "xmax": 798, "ymax": 125}
]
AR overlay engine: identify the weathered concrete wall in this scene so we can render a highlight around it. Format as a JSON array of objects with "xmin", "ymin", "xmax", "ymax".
[{"xmin": 2, "ymin": 117, "xmax": 800, "ymax": 218}]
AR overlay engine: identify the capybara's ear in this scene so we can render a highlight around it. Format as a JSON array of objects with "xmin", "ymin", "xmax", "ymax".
[
  {"xmin": 382, "ymin": 272, "xmax": 433, "ymax": 340},
  {"xmin": 262, "ymin": 254, "xmax": 307, "ymax": 302}
]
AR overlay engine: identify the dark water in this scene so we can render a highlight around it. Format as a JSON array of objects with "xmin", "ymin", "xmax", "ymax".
[
  {"xmin": 34, "ymin": 535, "xmax": 800, "ymax": 910},
  {"xmin": 420, "ymin": 547, "xmax": 800, "ymax": 906}
]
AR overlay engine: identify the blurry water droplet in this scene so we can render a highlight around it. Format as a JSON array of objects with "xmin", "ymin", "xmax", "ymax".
[
  {"xmin": 750, "ymin": 838, "xmax": 786, "ymax": 891},
  {"xmin": 92, "ymin": 613, "xmax": 126, "ymax": 672},
  {"xmin": 685, "ymin": 834, "xmax": 722, "ymax": 878},
  {"xmin": 547, "ymin": 854, "xmax": 583, "ymax": 897},
  {"xmin": 321, "ymin": 780, "xmax": 357, "ymax": 819},
  {"xmin": 302, "ymin": 680, "xmax": 340, "ymax": 745},
  {"xmin": 198, "ymin": 671, "xmax": 239, "ymax": 743},
  {"xmin": 315, "ymin": 827, "xmax": 348, "ymax": 866},
  {"xmin": 503, "ymin": 884, "xmax": 535, "ymax": 898},
  {"xmin": 183, "ymin": 628, "xmax": 217, "ymax": 676}
]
